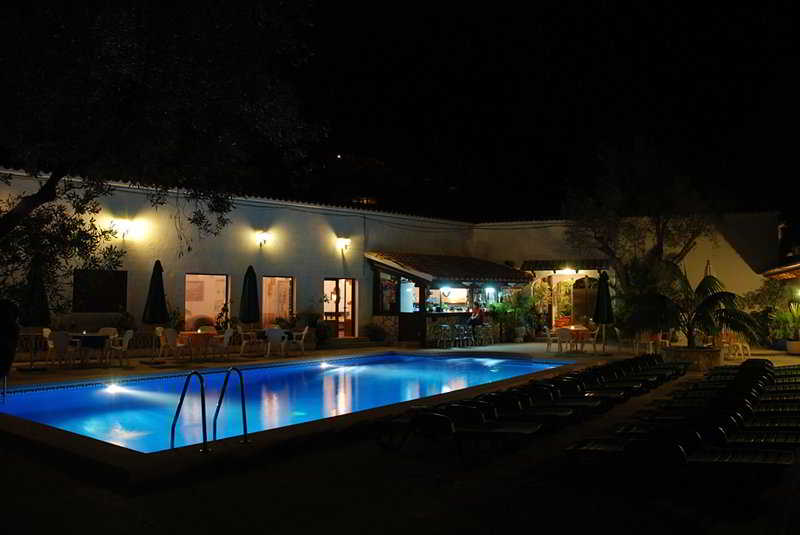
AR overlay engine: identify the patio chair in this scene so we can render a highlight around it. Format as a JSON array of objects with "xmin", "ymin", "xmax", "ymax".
[
  {"xmin": 475, "ymin": 324, "xmax": 494, "ymax": 346},
  {"xmin": 556, "ymin": 328, "xmax": 575, "ymax": 352},
  {"xmin": 97, "ymin": 327, "xmax": 119, "ymax": 365},
  {"xmin": 434, "ymin": 324, "xmax": 453, "ymax": 348},
  {"xmin": 614, "ymin": 327, "xmax": 636, "ymax": 354},
  {"xmin": 454, "ymin": 324, "xmax": 474, "ymax": 347},
  {"xmin": 153, "ymin": 326, "xmax": 164, "ymax": 358},
  {"xmin": 542, "ymin": 326, "xmax": 558, "ymax": 352},
  {"xmin": 162, "ymin": 328, "xmax": 188, "ymax": 358},
  {"xmin": 41, "ymin": 328, "xmax": 55, "ymax": 365},
  {"xmin": 287, "ymin": 326, "xmax": 309, "ymax": 355},
  {"xmin": 264, "ymin": 328, "xmax": 288, "ymax": 357},
  {"xmin": 584, "ymin": 327, "xmax": 600, "ymax": 353},
  {"xmin": 209, "ymin": 328, "xmax": 235, "ymax": 358},
  {"xmin": 730, "ymin": 335, "xmax": 751, "ymax": 360},
  {"xmin": 108, "ymin": 330, "xmax": 134, "ymax": 367},
  {"xmin": 238, "ymin": 325, "xmax": 260, "ymax": 355},
  {"xmin": 51, "ymin": 331, "xmax": 75, "ymax": 367}
]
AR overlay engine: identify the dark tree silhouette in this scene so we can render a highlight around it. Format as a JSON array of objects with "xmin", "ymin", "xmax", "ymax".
[{"xmin": 0, "ymin": 3, "xmax": 320, "ymax": 241}]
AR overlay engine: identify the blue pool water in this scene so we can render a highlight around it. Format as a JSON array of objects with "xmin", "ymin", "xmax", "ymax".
[{"xmin": 1, "ymin": 354, "xmax": 568, "ymax": 453}]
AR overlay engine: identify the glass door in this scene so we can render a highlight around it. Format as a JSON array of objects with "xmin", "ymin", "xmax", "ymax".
[
  {"xmin": 323, "ymin": 278, "xmax": 357, "ymax": 337},
  {"xmin": 262, "ymin": 276, "xmax": 294, "ymax": 327}
]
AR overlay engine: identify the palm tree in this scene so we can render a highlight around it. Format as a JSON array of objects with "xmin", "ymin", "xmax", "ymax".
[{"xmin": 641, "ymin": 262, "xmax": 758, "ymax": 348}]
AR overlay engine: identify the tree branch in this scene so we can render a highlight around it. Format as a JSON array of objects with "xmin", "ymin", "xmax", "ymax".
[
  {"xmin": 669, "ymin": 229, "xmax": 702, "ymax": 264},
  {"xmin": 0, "ymin": 172, "xmax": 64, "ymax": 240}
]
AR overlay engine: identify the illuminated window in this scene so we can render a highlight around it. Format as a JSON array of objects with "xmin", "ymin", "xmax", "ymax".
[
  {"xmin": 262, "ymin": 276, "xmax": 294, "ymax": 326},
  {"xmin": 185, "ymin": 274, "xmax": 228, "ymax": 330}
]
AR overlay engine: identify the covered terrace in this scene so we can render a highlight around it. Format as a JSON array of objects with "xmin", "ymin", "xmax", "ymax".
[{"xmin": 365, "ymin": 251, "xmax": 532, "ymax": 344}]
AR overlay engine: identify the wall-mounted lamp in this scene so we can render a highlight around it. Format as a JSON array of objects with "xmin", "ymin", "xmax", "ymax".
[
  {"xmin": 110, "ymin": 218, "xmax": 148, "ymax": 241},
  {"xmin": 336, "ymin": 237, "xmax": 351, "ymax": 251},
  {"xmin": 256, "ymin": 230, "xmax": 273, "ymax": 247}
]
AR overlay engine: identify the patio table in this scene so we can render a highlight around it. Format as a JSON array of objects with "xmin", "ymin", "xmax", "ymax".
[
  {"xmin": 179, "ymin": 331, "xmax": 218, "ymax": 358},
  {"xmin": 69, "ymin": 332, "xmax": 111, "ymax": 364},
  {"xmin": 565, "ymin": 325, "xmax": 590, "ymax": 351}
]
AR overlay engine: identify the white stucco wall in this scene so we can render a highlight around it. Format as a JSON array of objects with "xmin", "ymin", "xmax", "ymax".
[
  {"xmin": 0, "ymin": 175, "xmax": 778, "ymax": 330},
  {"xmin": 471, "ymin": 214, "xmax": 778, "ymax": 296},
  {"xmin": 1, "ymin": 176, "xmax": 473, "ymax": 332}
]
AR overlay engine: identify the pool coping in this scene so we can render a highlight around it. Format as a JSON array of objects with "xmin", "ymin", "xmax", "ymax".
[{"xmin": 0, "ymin": 351, "xmax": 602, "ymax": 488}]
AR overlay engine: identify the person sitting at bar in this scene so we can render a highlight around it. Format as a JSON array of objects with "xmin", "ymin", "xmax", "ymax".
[{"xmin": 467, "ymin": 301, "xmax": 485, "ymax": 334}]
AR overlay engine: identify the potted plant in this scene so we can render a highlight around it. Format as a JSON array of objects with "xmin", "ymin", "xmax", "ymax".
[
  {"xmin": 640, "ymin": 262, "xmax": 758, "ymax": 371},
  {"xmin": 775, "ymin": 303, "xmax": 800, "ymax": 355}
]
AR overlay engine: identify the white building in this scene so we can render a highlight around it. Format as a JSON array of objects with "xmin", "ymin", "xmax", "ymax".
[{"xmin": 0, "ymin": 174, "xmax": 779, "ymax": 345}]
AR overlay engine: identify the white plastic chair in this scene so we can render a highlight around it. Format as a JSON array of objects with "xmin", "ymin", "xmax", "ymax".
[
  {"xmin": 556, "ymin": 328, "xmax": 575, "ymax": 352},
  {"xmin": 52, "ymin": 331, "xmax": 75, "ymax": 367},
  {"xmin": 163, "ymin": 328, "xmax": 187, "ymax": 358},
  {"xmin": 41, "ymin": 328, "xmax": 55, "ymax": 364},
  {"xmin": 614, "ymin": 327, "xmax": 637, "ymax": 354},
  {"xmin": 542, "ymin": 326, "xmax": 559, "ymax": 352},
  {"xmin": 153, "ymin": 326, "xmax": 164, "ymax": 358},
  {"xmin": 238, "ymin": 325, "xmax": 260, "ymax": 355},
  {"xmin": 731, "ymin": 333, "xmax": 751, "ymax": 360},
  {"xmin": 210, "ymin": 328, "xmax": 235, "ymax": 358},
  {"xmin": 287, "ymin": 326, "xmax": 309, "ymax": 355},
  {"xmin": 109, "ymin": 330, "xmax": 134, "ymax": 367},
  {"xmin": 264, "ymin": 328, "xmax": 288, "ymax": 357}
]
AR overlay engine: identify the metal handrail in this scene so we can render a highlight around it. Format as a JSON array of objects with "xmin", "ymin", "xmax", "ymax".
[
  {"xmin": 170, "ymin": 371, "xmax": 209, "ymax": 453},
  {"xmin": 212, "ymin": 367, "xmax": 249, "ymax": 443}
]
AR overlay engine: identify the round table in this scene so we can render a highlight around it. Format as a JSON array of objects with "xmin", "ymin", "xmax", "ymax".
[{"xmin": 179, "ymin": 331, "xmax": 218, "ymax": 358}]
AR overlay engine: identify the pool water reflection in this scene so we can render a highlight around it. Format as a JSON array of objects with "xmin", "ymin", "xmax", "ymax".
[{"xmin": 1, "ymin": 354, "xmax": 569, "ymax": 453}]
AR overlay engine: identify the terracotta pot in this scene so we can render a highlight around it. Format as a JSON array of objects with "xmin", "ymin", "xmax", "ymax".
[{"xmin": 664, "ymin": 346, "xmax": 722, "ymax": 372}]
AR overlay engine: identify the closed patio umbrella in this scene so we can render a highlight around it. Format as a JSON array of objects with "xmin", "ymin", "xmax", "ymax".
[
  {"xmin": 20, "ymin": 258, "xmax": 50, "ymax": 327},
  {"xmin": 142, "ymin": 260, "xmax": 169, "ymax": 324},
  {"xmin": 239, "ymin": 265, "xmax": 260, "ymax": 325},
  {"xmin": 592, "ymin": 271, "xmax": 614, "ymax": 353}
]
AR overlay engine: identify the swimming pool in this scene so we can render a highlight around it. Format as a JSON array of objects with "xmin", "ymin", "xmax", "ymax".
[{"xmin": 1, "ymin": 354, "xmax": 569, "ymax": 453}]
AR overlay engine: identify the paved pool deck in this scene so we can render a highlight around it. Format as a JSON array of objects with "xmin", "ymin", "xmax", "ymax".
[
  {"xmin": 2, "ymin": 343, "xmax": 800, "ymax": 534},
  {"xmin": 8, "ymin": 340, "xmax": 797, "ymax": 387}
]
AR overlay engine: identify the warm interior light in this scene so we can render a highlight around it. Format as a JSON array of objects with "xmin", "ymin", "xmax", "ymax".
[
  {"xmin": 336, "ymin": 237, "xmax": 351, "ymax": 250},
  {"xmin": 110, "ymin": 218, "xmax": 148, "ymax": 241},
  {"xmin": 256, "ymin": 230, "xmax": 273, "ymax": 246}
]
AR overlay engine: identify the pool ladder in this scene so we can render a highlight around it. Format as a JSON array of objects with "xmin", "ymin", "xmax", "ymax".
[{"xmin": 170, "ymin": 368, "xmax": 249, "ymax": 453}]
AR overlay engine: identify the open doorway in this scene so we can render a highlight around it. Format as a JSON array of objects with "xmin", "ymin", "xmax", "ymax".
[{"xmin": 323, "ymin": 278, "xmax": 357, "ymax": 337}]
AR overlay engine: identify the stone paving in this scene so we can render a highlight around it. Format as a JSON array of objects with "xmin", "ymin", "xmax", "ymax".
[{"xmin": 2, "ymin": 342, "xmax": 800, "ymax": 534}]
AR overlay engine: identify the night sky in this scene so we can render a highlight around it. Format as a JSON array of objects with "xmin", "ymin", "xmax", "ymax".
[{"xmin": 289, "ymin": 3, "xmax": 793, "ymax": 222}]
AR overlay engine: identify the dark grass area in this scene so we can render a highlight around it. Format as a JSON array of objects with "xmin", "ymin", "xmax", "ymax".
[{"xmin": 2, "ymin": 371, "xmax": 799, "ymax": 534}]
